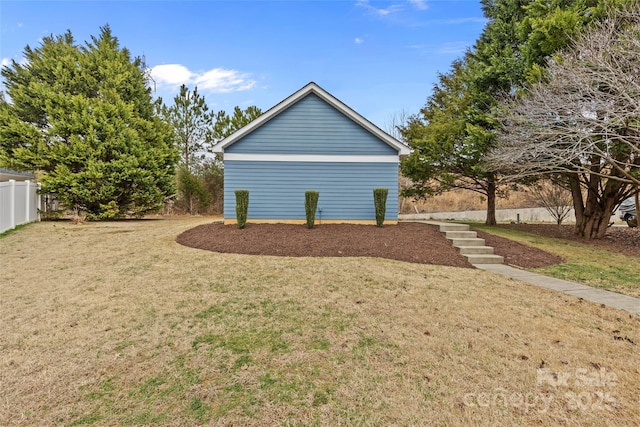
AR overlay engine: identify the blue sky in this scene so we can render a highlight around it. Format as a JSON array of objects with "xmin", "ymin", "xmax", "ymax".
[{"xmin": 1, "ymin": 0, "xmax": 486, "ymax": 129}]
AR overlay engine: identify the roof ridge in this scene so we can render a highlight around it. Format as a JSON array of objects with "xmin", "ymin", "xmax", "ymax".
[{"xmin": 212, "ymin": 82, "xmax": 410, "ymax": 156}]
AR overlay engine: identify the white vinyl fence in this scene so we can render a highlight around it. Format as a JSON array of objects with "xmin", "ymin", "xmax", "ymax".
[{"xmin": 0, "ymin": 180, "xmax": 41, "ymax": 233}]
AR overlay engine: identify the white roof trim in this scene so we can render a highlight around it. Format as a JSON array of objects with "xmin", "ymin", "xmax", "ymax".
[
  {"xmin": 211, "ymin": 82, "xmax": 410, "ymax": 155},
  {"xmin": 224, "ymin": 153, "xmax": 399, "ymax": 163}
]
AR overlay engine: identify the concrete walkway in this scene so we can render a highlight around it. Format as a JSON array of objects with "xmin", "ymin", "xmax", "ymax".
[
  {"xmin": 475, "ymin": 264, "xmax": 640, "ymax": 315},
  {"xmin": 407, "ymin": 219, "xmax": 640, "ymax": 315}
]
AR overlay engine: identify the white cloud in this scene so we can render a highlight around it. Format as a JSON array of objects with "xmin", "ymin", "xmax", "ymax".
[
  {"xmin": 436, "ymin": 41, "xmax": 469, "ymax": 55},
  {"xmin": 149, "ymin": 64, "xmax": 256, "ymax": 93},
  {"xmin": 1, "ymin": 57, "xmax": 27, "ymax": 68},
  {"xmin": 407, "ymin": 41, "xmax": 470, "ymax": 56},
  {"xmin": 355, "ymin": 37, "xmax": 364, "ymax": 44},
  {"xmin": 409, "ymin": 0, "xmax": 428, "ymax": 10},
  {"xmin": 440, "ymin": 17, "xmax": 488, "ymax": 25},
  {"xmin": 195, "ymin": 68, "xmax": 256, "ymax": 93},
  {"xmin": 150, "ymin": 64, "xmax": 193, "ymax": 86},
  {"xmin": 356, "ymin": 0, "xmax": 403, "ymax": 17},
  {"xmin": 356, "ymin": 0, "xmax": 428, "ymax": 16}
]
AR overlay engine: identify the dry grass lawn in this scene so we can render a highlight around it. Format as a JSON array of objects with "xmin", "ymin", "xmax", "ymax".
[
  {"xmin": 399, "ymin": 186, "xmax": 536, "ymax": 214},
  {"xmin": 1, "ymin": 218, "xmax": 638, "ymax": 426}
]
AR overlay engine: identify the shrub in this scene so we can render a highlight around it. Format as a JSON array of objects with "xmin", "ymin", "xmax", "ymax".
[
  {"xmin": 527, "ymin": 180, "xmax": 573, "ymax": 225},
  {"xmin": 305, "ymin": 190, "xmax": 319, "ymax": 228},
  {"xmin": 235, "ymin": 190, "xmax": 249, "ymax": 229},
  {"xmin": 177, "ymin": 167, "xmax": 211, "ymax": 215},
  {"xmin": 373, "ymin": 188, "xmax": 389, "ymax": 227},
  {"xmin": 201, "ymin": 159, "xmax": 224, "ymax": 214}
]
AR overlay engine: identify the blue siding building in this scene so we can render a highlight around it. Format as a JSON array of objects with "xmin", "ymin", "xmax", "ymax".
[{"xmin": 212, "ymin": 82, "xmax": 410, "ymax": 224}]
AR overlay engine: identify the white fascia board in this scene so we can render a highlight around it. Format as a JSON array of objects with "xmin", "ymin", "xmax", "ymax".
[
  {"xmin": 308, "ymin": 85, "xmax": 411, "ymax": 155},
  {"xmin": 224, "ymin": 153, "xmax": 399, "ymax": 163},
  {"xmin": 213, "ymin": 82, "xmax": 411, "ymax": 155},
  {"xmin": 212, "ymin": 84, "xmax": 317, "ymax": 153}
]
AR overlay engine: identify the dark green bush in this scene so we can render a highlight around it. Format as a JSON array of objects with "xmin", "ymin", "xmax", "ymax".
[
  {"xmin": 373, "ymin": 188, "xmax": 389, "ymax": 227},
  {"xmin": 305, "ymin": 190, "xmax": 319, "ymax": 228},
  {"xmin": 177, "ymin": 167, "xmax": 211, "ymax": 215},
  {"xmin": 235, "ymin": 190, "xmax": 249, "ymax": 229}
]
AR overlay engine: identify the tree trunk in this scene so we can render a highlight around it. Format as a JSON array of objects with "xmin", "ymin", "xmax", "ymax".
[
  {"xmin": 576, "ymin": 202, "xmax": 610, "ymax": 239},
  {"xmin": 568, "ymin": 174, "xmax": 585, "ymax": 232},
  {"xmin": 485, "ymin": 174, "xmax": 497, "ymax": 226},
  {"xmin": 573, "ymin": 176, "xmax": 622, "ymax": 239},
  {"xmin": 189, "ymin": 194, "xmax": 195, "ymax": 215}
]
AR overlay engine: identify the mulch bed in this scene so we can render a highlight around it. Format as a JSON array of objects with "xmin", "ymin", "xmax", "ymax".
[
  {"xmin": 474, "ymin": 230, "xmax": 564, "ymax": 269},
  {"xmin": 176, "ymin": 222, "xmax": 564, "ymax": 269},
  {"xmin": 178, "ymin": 221, "xmax": 639, "ymax": 269},
  {"xmin": 177, "ymin": 222, "xmax": 473, "ymax": 268},
  {"xmin": 488, "ymin": 223, "xmax": 640, "ymax": 259}
]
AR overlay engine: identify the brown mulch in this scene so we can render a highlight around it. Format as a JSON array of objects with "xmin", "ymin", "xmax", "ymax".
[
  {"xmin": 177, "ymin": 222, "xmax": 474, "ymax": 268},
  {"xmin": 484, "ymin": 223, "xmax": 640, "ymax": 259},
  {"xmin": 177, "ymin": 221, "xmax": 638, "ymax": 269},
  {"xmin": 474, "ymin": 230, "xmax": 565, "ymax": 269},
  {"xmin": 177, "ymin": 222, "xmax": 567, "ymax": 269}
]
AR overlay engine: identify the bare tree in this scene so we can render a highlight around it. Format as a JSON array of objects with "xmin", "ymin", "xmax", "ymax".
[
  {"xmin": 384, "ymin": 110, "xmax": 408, "ymax": 142},
  {"xmin": 527, "ymin": 179, "xmax": 573, "ymax": 225},
  {"xmin": 489, "ymin": 8, "xmax": 640, "ymax": 238}
]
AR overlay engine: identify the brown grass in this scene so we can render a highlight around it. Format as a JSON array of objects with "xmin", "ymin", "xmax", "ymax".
[
  {"xmin": 400, "ymin": 186, "xmax": 537, "ymax": 214},
  {"xmin": 1, "ymin": 218, "xmax": 638, "ymax": 426}
]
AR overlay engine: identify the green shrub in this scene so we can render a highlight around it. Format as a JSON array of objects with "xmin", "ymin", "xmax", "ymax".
[
  {"xmin": 373, "ymin": 188, "xmax": 389, "ymax": 227},
  {"xmin": 305, "ymin": 190, "xmax": 319, "ymax": 228},
  {"xmin": 235, "ymin": 190, "xmax": 249, "ymax": 229},
  {"xmin": 177, "ymin": 167, "xmax": 211, "ymax": 215}
]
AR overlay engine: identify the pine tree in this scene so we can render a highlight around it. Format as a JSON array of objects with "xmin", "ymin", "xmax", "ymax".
[
  {"xmin": 0, "ymin": 26, "xmax": 177, "ymax": 219},
  {"xmin": 157, "ymin": 84, "xmax": 212, "ymax": 173},
  {"xmin": 401, "ymin": 0, "xmax": 632, "ymax": 227},
  {"xmin": 212, "ymin": 105, "xmax": 262, "ymax": 142}
]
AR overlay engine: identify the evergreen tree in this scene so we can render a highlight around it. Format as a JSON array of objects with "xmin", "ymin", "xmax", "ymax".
[
  {"xmin": 400, "ymin": 57, "xmax": 502, "ymax": 225},
  {"xmin": 0, "ymin": 26, "xmax": 177, "ymax": 219},
  {"xmin": 401, "ymin": 0, "xmax": 630, "ymax": 226},
  {"xmin": 156, "ymin": 86, "xmax": 261, "ymax": 214},
  {"xmin": 157, "ymin": 84, "xmax": 212, "ymax": 173},
  {"xmin": 212, "ymin": 105, "xmax": 262, "ymax": 142},
  {"xmin": 176, "ymin": 166, "xmax": 210, "ymax": 215},
  {"xmin": 490, "ymin": 7, "xmax": 640, "ymax": 238}
]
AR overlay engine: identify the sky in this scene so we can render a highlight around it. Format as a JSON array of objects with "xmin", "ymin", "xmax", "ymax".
[{"xmin": 0, "ymin": 0, "xmax": 486, "ymax": 129}]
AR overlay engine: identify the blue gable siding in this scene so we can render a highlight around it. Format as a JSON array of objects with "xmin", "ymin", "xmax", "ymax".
[
  {"xmin": 225, "ymin": 94, "xmax": 397, "ymax": 156},
  {"xmin": 224, "ymin": 161, "xmax": 399, "ymax": 220}
]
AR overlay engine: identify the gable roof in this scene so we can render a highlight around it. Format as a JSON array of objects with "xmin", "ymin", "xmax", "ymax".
[{"xmin": 212, "ymin": 82, "xmax": 410, "ymax": 155}]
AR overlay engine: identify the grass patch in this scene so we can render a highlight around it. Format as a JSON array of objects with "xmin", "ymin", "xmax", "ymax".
[
  {"xmin": 470, "ymin": 223, "xmax": 640, "ymax": 298},
  {"xmin": 68, "ymin": 411, "xmax": 103, "ymax": 426},
  {"xmin": 1, "ymin": 218, "xmax": 638, "ymax": 426},
  {"xmin": 0, "ymin": 222, "xmax": 31, "ymax": 239},
  {"xmin": 188, "ymin": 397, "xmax": 211, "ymax": 423}
]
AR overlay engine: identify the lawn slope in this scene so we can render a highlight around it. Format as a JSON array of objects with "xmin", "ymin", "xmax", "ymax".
[{"xmin": 1, "ymin": 219, "xmax": 637, "ymax": 426}]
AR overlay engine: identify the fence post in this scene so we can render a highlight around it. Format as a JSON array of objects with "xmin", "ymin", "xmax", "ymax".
[
  {"xmin": 37, "ymin": 182, "xmax": 42, "ymax": 221},
  {"xmin": 9, "ymin": 179, "xmax": 16, "ymax": 230},
  {"xmin": 25, "ymin": 180, "xmax": 31, "ymax": 224}
]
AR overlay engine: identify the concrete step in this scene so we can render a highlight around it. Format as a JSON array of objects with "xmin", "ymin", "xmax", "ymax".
[
  {"xmin": 465, "ymin": 254, "xmax": 504, "ymax": 264},
  {"xmin": 445, "ymin": 230, "xmax": 477, "ymax": 239},
  {"xmin": 438, "ymin": 223, "xmax": 469, "ymax": 232},
  {"xmin": 420, "ymin": 221, "xmax": 504, "ymax": 265},
  {"xmin": 448, "ymin": 237, "xmax": 486, "ymax": 247},
  {"xmin": 457, "ymin": 245, "xmax": 495, "ymax": 255}
]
